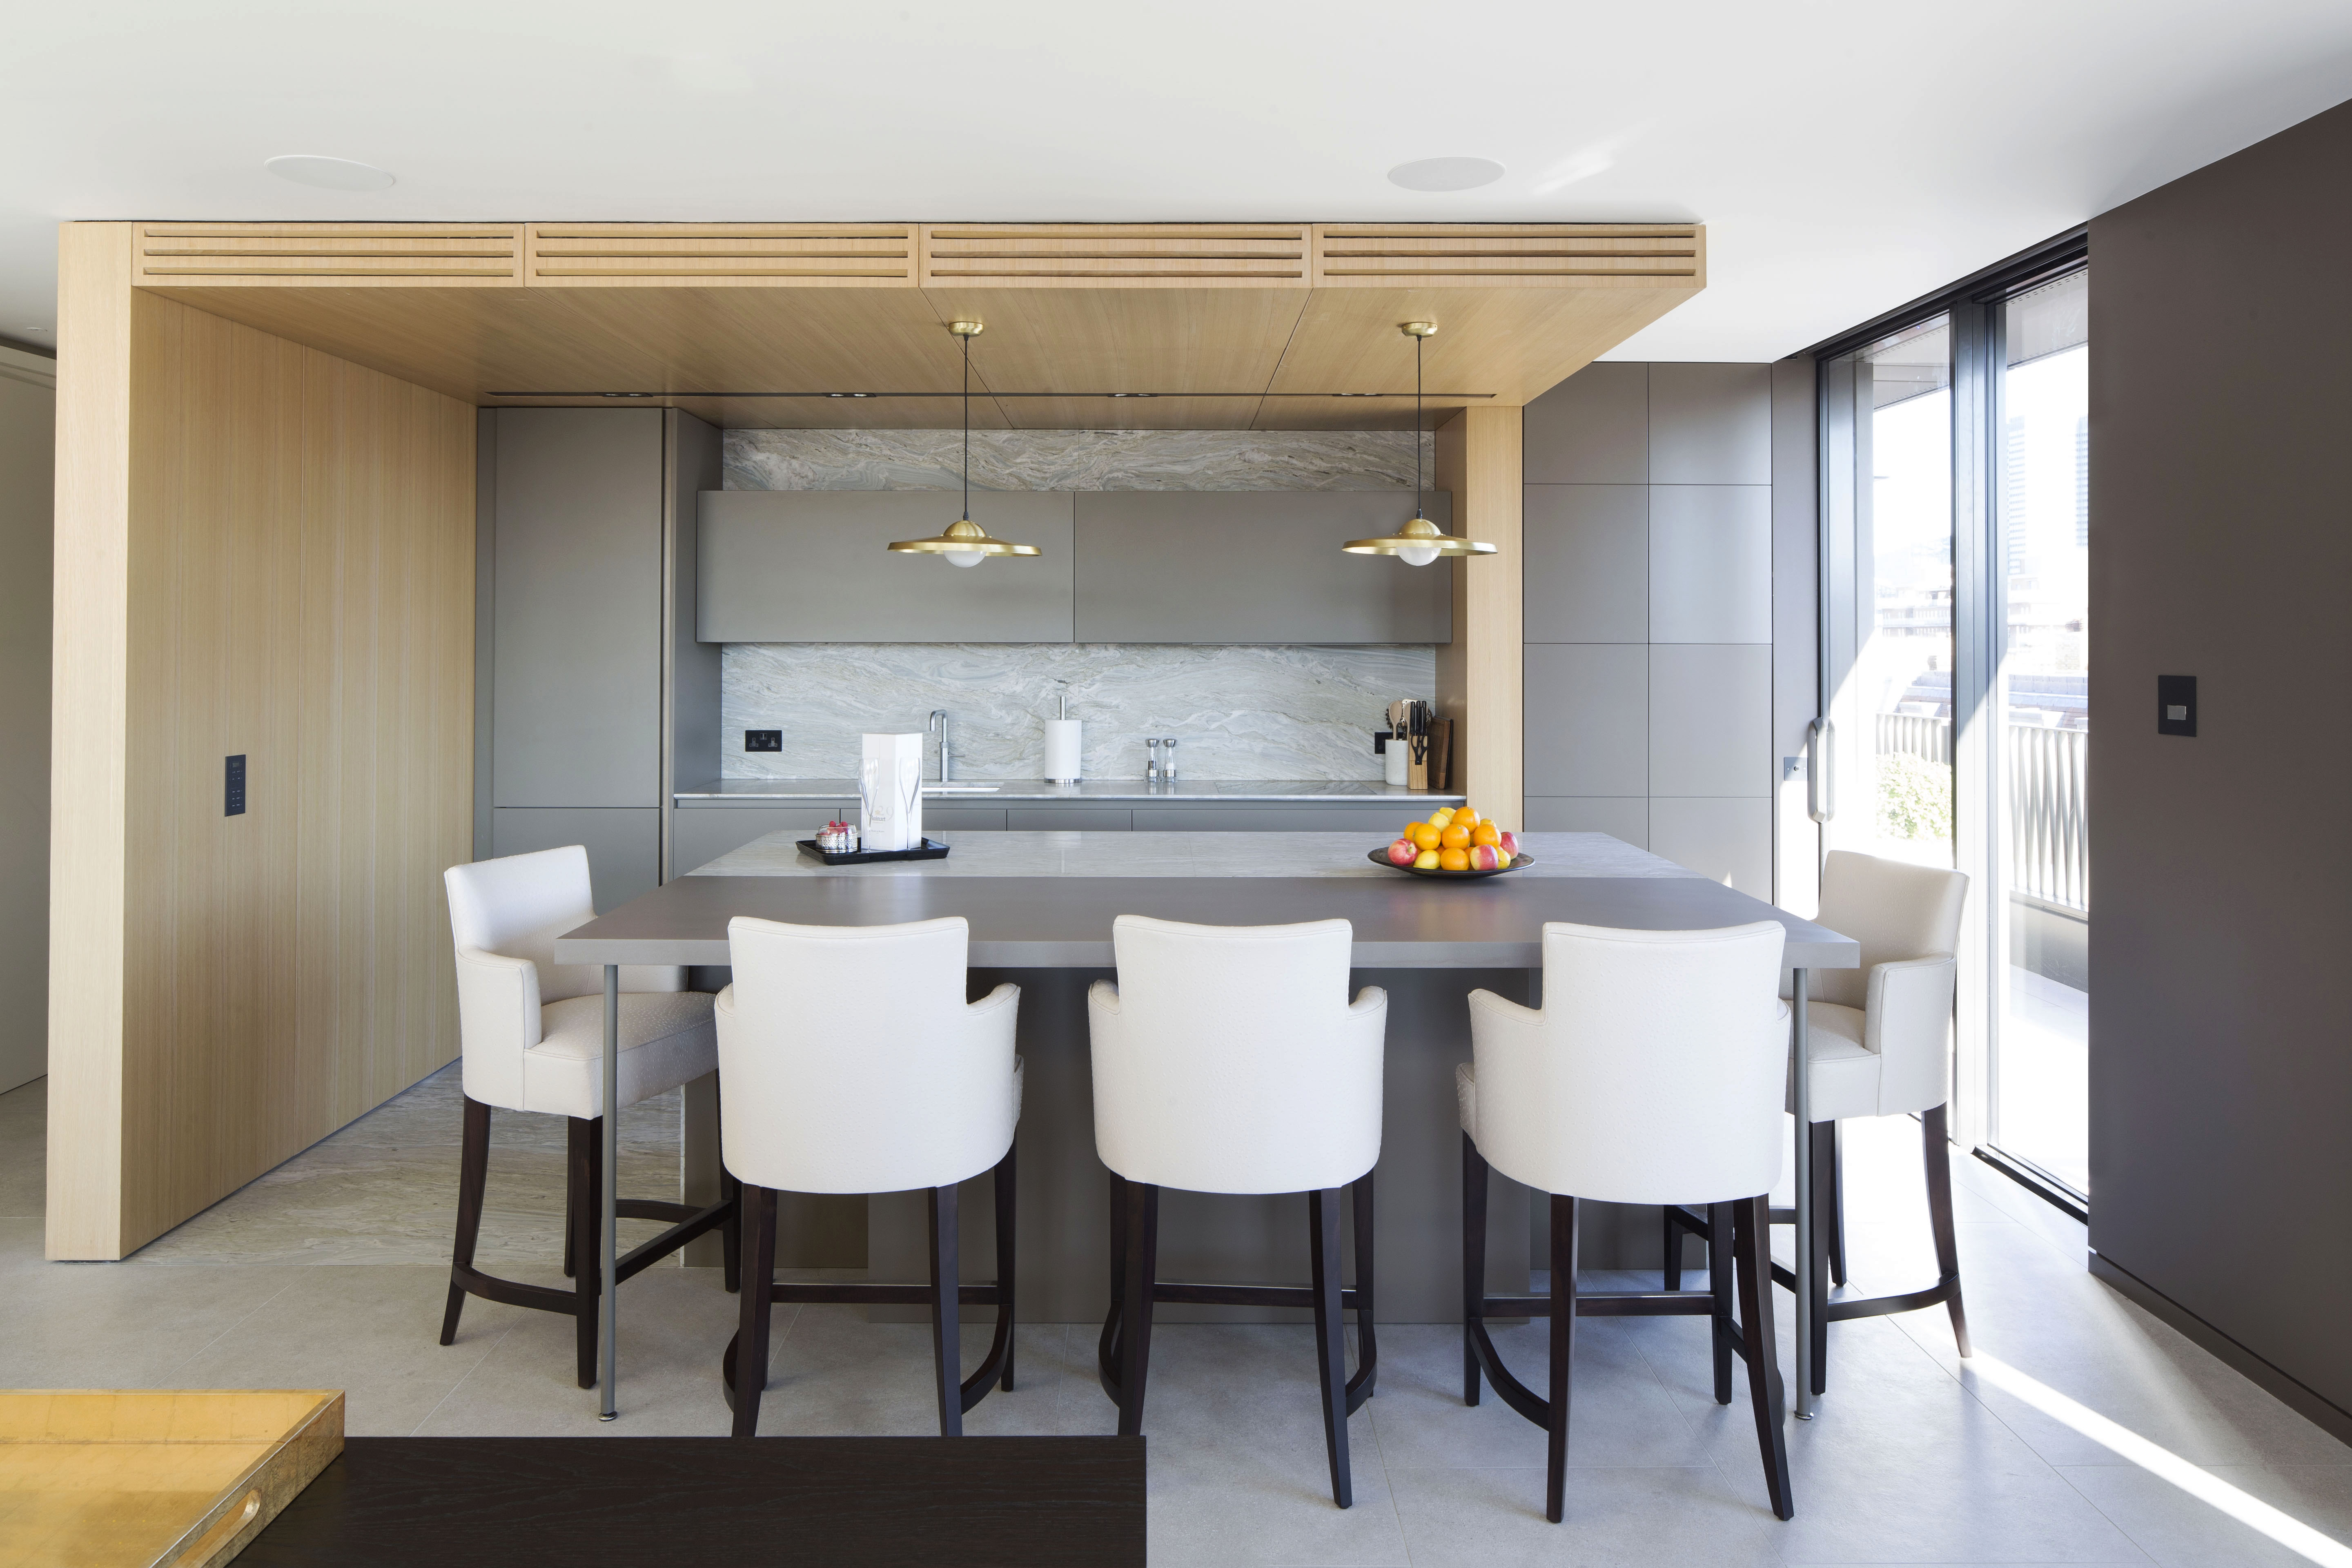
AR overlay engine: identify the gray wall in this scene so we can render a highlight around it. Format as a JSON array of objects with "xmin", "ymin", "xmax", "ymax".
[
  {"xmin": 2089, "ymin": 98, "xmax": 2352, "ymax": 1430},
  {"xmin": 0, "ymin": 346, "xmax": 53, "ymax": 1093},
  {"xmin": 1521, "ymin": 363, "xmax": 1815, "ymax": 902}
]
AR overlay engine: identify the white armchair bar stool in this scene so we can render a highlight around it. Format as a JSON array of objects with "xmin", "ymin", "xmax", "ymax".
[
  {"xmin": 1089, "ymin": 915, "xmax": 1386, "ymax": 1510},
  {"xmin": 1462, "ymin": 921, "xmax": 1795, "ymax": 1525},
  {"xmin": 716, "ymin": 915, "xmax": 1022, "ymax": 1439},
  {"xmin": 440, "ymin": 846, "xmax": 739, "ymax": 1388},
  {"xmin": 1664, "ymin": 850, "xmax": 1971, "ymax": 1397}
]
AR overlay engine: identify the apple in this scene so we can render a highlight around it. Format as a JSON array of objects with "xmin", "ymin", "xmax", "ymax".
[
  {"xmin": 1386, "ymin": 838, "xmax": 1418, "ymax": 866},
  {"xmin": 1413, "ymin": 849, "xmax": 1441, "ymax": 870},
  {"xmin": 1496, "ymin": 831, "xmax": 1519, "ymax": 859},
  {"xmin": 1469, "ymin": 844, "xmax": 1502, "ymax": 871}
]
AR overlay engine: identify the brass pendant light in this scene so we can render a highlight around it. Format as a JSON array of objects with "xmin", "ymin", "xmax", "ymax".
[
  {"xmin": 887, "ymin": 321, "xmax": 1040, "ymax": 566},
  {"xmin": 1342, "ymin": 322, "xmax": 1497, "ymax": 566}
]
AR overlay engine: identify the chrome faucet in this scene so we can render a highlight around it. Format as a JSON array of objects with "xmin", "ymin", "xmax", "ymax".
[{"xmin": 929, "ymin": 710, "xmax": 952, "ymax": 782}]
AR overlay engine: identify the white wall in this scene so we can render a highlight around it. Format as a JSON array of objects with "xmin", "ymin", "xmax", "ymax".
[{"xmin": 0, "ymin": 343, "xmax": 53, "ymax": 1093}]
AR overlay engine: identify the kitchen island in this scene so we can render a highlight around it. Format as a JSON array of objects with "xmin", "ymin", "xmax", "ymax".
[{"xmin": 560, "ymin": 831, "xmax": 1854, "ymax": 1334}]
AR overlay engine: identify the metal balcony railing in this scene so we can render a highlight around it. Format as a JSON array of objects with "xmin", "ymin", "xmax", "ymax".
[{"xmin": 1875, "ymin": 712, "xmax": 2088, "ymax": 914}]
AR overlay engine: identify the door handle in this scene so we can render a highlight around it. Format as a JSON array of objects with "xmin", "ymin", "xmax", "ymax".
[{"xmin": 1806, "ymin": 717, "xmax": 1832, "ymax": 824}]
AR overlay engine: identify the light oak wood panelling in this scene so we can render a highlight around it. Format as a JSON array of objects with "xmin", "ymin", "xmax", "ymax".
[
  {"xmin": 526, "ymin": 224, "xmax": 918, "ymax": 287},
  {"xmin": 49, "ymin": 265, "xmax": 473, "ymax": 1259},
  {"xmin": 920, "ymin": 224, "xmax": 1310, "ymax": 287},
  {"xmin": 1311, "ymin": 223, "xmax": 1704, "ymax": 286},
  {"xmin": 1434, "ymin": 406, "xmax": 1523, "ymax": 824},
  {"xmin": 49, "ymin": 224, "xmax": 136, "ymax": 1259},
  {"xmin": 136, "ymin": 224, "xmax": 523, "ymax": 286}
]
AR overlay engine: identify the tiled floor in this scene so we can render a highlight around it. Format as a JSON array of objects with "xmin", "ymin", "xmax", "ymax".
[{"xmin": 4, "ymin": 1068, "xmax": 2348, "ymax": 1565}]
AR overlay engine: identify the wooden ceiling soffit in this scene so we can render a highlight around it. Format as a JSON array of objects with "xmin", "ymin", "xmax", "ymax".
[
  {"xmin": 525, "ymin": 223, "xmax": 919, "ymax": 287},
  {"xmin": 134, "ymin": 223, "xmax": 523, "ymax": 286},
  {"xmin": 917, "ymin": 224, "xmax": 1311, "ymax": 287},
  {"xmin": 1308, "ymin": 223, "xmax": 1704, "ymax": 288}
]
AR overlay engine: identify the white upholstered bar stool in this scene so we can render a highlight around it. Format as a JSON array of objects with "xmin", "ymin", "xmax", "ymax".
[
  {"xmin": 1089, "ymin": 915, "xmax": 1387, "ymax": 1510},
  {"xmin": 716, "ymin": 915, "xmax": 1021, "ymax": 1439},
  {"xmin": 1461, "ymin": 921, "xmax": 1794, "ymax": 1525},
  {"xmin": 1664, "ymin": 850, "xmax": 1971, "ymax": 1398},
  {"xmin": 439, "ymin": 846, "xmax": 738, "ymax": 1388}
]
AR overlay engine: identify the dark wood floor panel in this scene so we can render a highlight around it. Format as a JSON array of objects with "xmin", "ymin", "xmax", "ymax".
[{"xmin": 239, "ymin": 1435, "xmax": 1145, "ymax": 1568}]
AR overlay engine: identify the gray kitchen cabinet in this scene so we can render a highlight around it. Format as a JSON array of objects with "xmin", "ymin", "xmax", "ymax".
[
  {"xmin": 1073, "ymin": 492, "xmax": 1452, "ymax": 644},
  {"xmin": 1131, "ymin": 806, "xmax": 1419, "ymax": 833},
  {"xmin": 673, "ymin": 806, "xmax": 846, "ymax": 874},
  {"xmin": 492, "ymin": 808, "xmax": 661, "ymax": 911},
  {"xmin": 492, "ymin": 410, "xmax": 665, "ymax": 808},
  {"xmin": 1007, "ymin": 806, "xmax": 1134, "ymax": 830},
  {"xmin": 697, "ymin": 492, "xmax": 1076, "ymax": 643}
]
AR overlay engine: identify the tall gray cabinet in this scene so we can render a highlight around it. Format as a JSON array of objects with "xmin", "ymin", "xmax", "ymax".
[{"xmin": 477, "ymin": 408, "xmax": 721, "ymax": 910}]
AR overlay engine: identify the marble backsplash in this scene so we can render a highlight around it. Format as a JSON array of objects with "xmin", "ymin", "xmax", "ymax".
[
  {"xmin": 721, "ymin": 642, "xmax": 1434, "ymax": 782},
  {"xmin": 717, "ymin": 429, "xmax": 1439, "ymax": 784},
  {"xmin": 723, "ymin": 428, "xmax": 1435, "ymax": 493}
]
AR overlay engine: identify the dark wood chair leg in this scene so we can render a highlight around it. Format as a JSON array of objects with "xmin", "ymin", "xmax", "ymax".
[
  {"xmin": 1708, "ymin": 1199, "xmax": 1735, "ymax": 1405},
  {"xmin": 1545, "ymin": 1194, "xmax": 1579, "ymax": 1524},
  {"xmin": 1308, "ymin": 1187, "xmax": 1353, "ymax": 1509},
  {"xmin": 1099, "ymin": 1172, "xmax": 1127, "ymax": 1388},
  {"xmin": 1662, "ymin": 1204, "xmax": 1682, "ymax": 1291},
  {"xmin": 1350, "ymin": 1172, "xmax": 1376, "ymax": 1400},
  {"xmin": 570, "ymin": 1116, "xmax": 600, "ymax": 1390},
  {"xmin": 727, "ymin": 1184, "xmax": 777, "ymax": 1437},
  {"xmin": 562, "ymin": 1166, "xmax": 575, "ymax": 1280},
  {"xmin": 717, "ymin": 1077, "xmax": 741, "ymax": 1295},
  {"xmin": 1828, "ymin": 1120, "xmax": 1848, "ymax": 1288},
  {"xmin": 1807, "ymin": 1119, "xmax": 1833, "ymax": 1396},
  {"xmin": 1923, "ymin": 1104, "xmax": 1972, "ymax": 1357},
  {"xmin": 995, "ymin": 1144, "xmax": 1018, "ymax": 1392},
  {"xmin": 1734, "ymin": 1194, "xmax": 1795, "ymax": 1521},
  {"xmin": 1115, "ymin": 1181, "xmax": 1158, "ymax": 1438},
  {"xmin": 1461, "ymin": 1132, "xmax": 1487, "ymax": 1407},
  {"xmin": 929, "ymin": 1182, "xmax": 962, "ymax": 1437},
  {"xmin": 440, "ymin": 1097, "xmax": 492, "ymax": 1346}
]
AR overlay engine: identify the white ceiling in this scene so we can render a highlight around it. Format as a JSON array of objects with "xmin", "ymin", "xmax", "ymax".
[{"xmin": 7, "ymin": 0, "xmax": 2350, "ymax": 366}]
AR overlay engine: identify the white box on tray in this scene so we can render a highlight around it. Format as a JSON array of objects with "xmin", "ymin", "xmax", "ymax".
[{"xmin": 859, "ymin": 733, "xmax": 927, "ymax": 852}]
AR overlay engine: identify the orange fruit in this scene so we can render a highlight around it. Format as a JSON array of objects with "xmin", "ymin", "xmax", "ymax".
[
  {"xmin": 1439, "ymin": 823, "xmax": 1471, "ymax": 850},
  {"xmin": 1409, "ymin": 822, "xmax": 1441, "ymax": 851},
  {"xmin": 1439, "ymin": 846, "xmax": 1471, "ymax": 871},
  {"xmin": 1472, "ymin": 821, "xmax": 1501, "ymax": 847},
  {"xmin": 1454, "ymin": 806, "xmax": 1481, "ymax": 828}
]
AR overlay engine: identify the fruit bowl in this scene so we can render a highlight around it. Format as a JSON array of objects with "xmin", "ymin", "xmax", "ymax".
[{"xmin": 1367, "ymin": 847, "xmax": 1534, "ymax": 880}]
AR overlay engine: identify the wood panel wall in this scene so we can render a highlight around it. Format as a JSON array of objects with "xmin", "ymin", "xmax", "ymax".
[
  {"xmin": 50, "ymin": 224, "xmax": 474, "ymax": 1259},
  {"xmin": 1434, "ymin": 406, "xmax": 1524, "ymax": 826}
]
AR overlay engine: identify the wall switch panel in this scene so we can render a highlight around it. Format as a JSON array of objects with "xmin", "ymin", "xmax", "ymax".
[
  {"xmin": 2156, "ymin": 675, "xmax": 2197, "ymax": 737},
  {"xmin": 225, "ymin": 754, "xmax": 247, "ymax": 815},
  {"xmin": 744, "ymin": 729, "xmax": 782, "ymax": 753}
]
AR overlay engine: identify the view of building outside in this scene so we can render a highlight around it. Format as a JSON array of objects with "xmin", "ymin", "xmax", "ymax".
[
  {"xmin": 1993, "ymin": 269, "xmax": 2090, "ymax": 1196},
  {"xmin": 1858, "ymin": 318, "xmax": 1956, "ymax": 869}
]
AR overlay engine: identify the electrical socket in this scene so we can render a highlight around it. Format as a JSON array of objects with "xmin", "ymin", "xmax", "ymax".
[{"xmin": 744, "ymin": 729, "xmax": 783, "ymax": 753}]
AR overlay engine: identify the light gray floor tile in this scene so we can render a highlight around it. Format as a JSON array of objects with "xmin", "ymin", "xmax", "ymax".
[
  {"xmin": 1147, "ymin": 1441, "xmax": 1409, "ymax": 1568},
  {"xmin": 2062, "ymin": 1461, "xmax": 2352, "ymax": 1567},
  {"xmin": 1388, "ymin": 1462, "xmax": 1786, "ymax": 1566},
  {"xmin": 166, "ymin": 1264, "xmax": 517, "ymax": 1435},
  {"xmin": 415, "ymin": 1263, "xmax": 746, "ymax": 1436},
  {"xmin": 0, "ymin": 1250, "xmax": 300, "ymax": 1388},
  {"xmin": 750, "ymin": 1306, "xmax": 1070, "ymax": 1438}
]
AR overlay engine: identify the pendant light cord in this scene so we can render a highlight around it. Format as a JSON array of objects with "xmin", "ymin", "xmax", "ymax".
[
  {"xmin": 962, "ymin": 331, "xmax": 971, "ymax": 523},
  {"xmin": 1414, "ymin": 331, "xmax": 1425, "ymax": 520}
]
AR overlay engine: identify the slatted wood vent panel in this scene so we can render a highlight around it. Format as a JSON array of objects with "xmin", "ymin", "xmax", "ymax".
[
  {"xmin": 1312, "ymin": 224, "xmax": 1704, "ymax": 287},
  {"xmin": 526, "ymin": 225, "xmax": 918, "ymax": 286},
  {"xmin": 134, "ymin": 224, "xmax": 523, "ymax": 285},
  {"xmin": 921, "ymin": 225, "xmax": 1310, "ymax": 286}
]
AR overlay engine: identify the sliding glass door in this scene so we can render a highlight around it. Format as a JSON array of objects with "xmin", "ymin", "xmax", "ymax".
[{"xmin": 1817, "ymin": 244, "xmax": 2090, "ymax": 1210}]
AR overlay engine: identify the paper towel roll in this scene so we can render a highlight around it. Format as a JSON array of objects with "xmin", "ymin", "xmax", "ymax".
[{"xmin": 1044, "ymin": 719, "xmax": 1083, "ymax": 782}]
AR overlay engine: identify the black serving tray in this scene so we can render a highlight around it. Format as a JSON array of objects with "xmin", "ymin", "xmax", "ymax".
[{"xmin": 797, "ymin": 837, "xmax": 952, "ymax": 866}]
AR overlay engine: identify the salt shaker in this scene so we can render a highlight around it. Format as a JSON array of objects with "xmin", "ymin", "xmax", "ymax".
[
  {"xmin": 1146, "ymin": 737, "xmax": 1161, "ymax": 781},
  {"xmin": 1162, "ymin": 738, "xmax": 1178, "ymax": 782}
]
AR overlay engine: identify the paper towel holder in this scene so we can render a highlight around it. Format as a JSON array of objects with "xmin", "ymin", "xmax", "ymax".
[{"xmin": 1045, "ymin": 688, "xmax": 1083, "ymax": 785}]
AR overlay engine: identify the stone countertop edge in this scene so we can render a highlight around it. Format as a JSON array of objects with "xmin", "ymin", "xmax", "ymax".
[{"xmin": 675, "ymin": 778, "xmax": 1468, "ymax": 804}]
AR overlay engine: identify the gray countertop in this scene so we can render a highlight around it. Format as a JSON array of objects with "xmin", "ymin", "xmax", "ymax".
[
  {"xmin": 555, "ymin": 831, "xmax": 1858, "ymax": 970},
  {"xmin": 675, "ymin": 778, "xmax": 1466, "ymax": 804}
]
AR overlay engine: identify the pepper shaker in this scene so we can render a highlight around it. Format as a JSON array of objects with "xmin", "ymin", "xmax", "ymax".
[
  {"xmin": 1146, "ymin": 737, "xmax": 1161, "ymax": 781},
  {"xmin": 1162, "ymin": 738, "xmax": 1178, "ymax": 782}
]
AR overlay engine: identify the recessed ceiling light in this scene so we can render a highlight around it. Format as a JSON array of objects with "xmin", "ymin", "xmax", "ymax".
[
  {"xmin": 264, "ymin": 155, "xmax": 396, "ymax": 192},
  {"xmin": 1387, "ymin": 157, "xmax": 1505, "ymax": 192}
]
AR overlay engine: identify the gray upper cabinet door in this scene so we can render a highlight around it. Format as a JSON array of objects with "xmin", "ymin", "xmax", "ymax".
[
  {"xmin": 493, "ymin": 409, "xmax": 664, "ymax": 809},
  {"xmin": 698, "ymin": 492, "xmax": 1076, "ymax": 643},
  {"xmin": 1074, "ymin": 492, "xmax": 1452, "ymax": 644}
]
